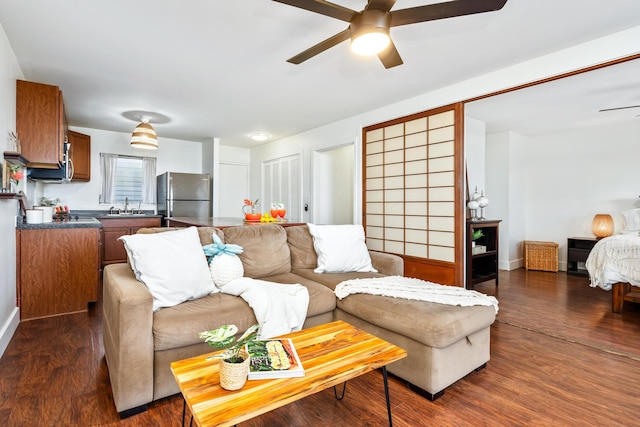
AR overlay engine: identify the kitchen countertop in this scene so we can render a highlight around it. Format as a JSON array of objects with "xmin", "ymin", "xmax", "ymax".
[
  {"xmin": 17, "ymin": 216, "xmax": 102, "ymax": 230},
  {"xmin": 72, "ymin": 210, "xmax": 162, "ymax": 219},
  {"xmin": 16, "ymin": 210, "xmax": 162, "ymax": 229}
]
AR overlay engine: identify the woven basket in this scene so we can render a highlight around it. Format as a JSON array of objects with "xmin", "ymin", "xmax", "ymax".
[
  {"xmin": 523, "ymin": 241, "xmax": 558, "ymax": 272},
  {"xmin": 219, "ymin": 349, "xmax": 250, "ymax": 390}
]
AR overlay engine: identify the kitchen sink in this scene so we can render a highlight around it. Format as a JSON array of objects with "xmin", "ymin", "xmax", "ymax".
[{"xmin": 106, "ymin": 212, "xmax": 149, "ymax": 216}]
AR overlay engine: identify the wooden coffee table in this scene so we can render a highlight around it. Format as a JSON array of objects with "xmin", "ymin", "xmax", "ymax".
[{"xmin": 171, "ymin": 320, "xmax": 407, "ymax": 427}]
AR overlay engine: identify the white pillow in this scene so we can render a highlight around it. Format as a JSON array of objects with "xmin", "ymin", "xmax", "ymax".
[
  {"xmin": 307, "ymin": 223, "xmax": 377, "ymax": 273},
  {"xmin": 622, "ymin": 209, "xmax": 640, "ymax": 231},
  {"xmin": 119, "ymin": 227, "xmax": 217, "ymax": 311}
]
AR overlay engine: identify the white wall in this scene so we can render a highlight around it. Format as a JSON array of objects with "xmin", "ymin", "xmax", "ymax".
[
  {"xmin": 464, "ymin": 116, "xmax": 487, "ymax": 198},
  {"xmin": 485, "ymin": 131, "xmax": 527, "ymax": 270},
  {"xmin": 521, "ymin": 120, "xmax": 640, "ymax": 270},
  {"xmin": 39, "ymin": 126, "xmax": 206, "ymax": 211},
  {"xmin": 0, "ymin": 22, "xmax": 24, "ymax": 358}
]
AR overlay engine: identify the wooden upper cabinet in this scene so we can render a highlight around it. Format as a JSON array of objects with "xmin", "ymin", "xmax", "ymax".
[
  {"xmin": 16, "ymin": 80, "xmax": 66, "ymax": 169},
  {"xmin": 68, "ymin": 130, "xmax": 91, "ymax": 181}
]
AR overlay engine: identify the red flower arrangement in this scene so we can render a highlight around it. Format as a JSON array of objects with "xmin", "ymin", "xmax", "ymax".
[{"xmin": 9, "ymin": 165, "xmax": 23, "ymax": 186}]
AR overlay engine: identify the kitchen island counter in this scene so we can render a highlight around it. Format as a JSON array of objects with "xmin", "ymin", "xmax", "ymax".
[{"xmin": 166, "ymin": 216, "xmax": 305, "ymax": 228}]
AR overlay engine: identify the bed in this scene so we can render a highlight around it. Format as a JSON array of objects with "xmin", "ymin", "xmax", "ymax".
[{"xmin": 586, "ymin": 227, "xmax": 640, "ymax": 312}]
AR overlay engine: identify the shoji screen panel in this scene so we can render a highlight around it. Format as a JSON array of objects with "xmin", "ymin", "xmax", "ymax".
[{"xmin": 363, "ymin": 104, "xmax": 464, "ymax": 286}]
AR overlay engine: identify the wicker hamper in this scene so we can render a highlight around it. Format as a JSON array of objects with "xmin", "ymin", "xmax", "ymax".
[{"xmin": 523, "ymin": 241, "xmax": 558, "ymax": 272}]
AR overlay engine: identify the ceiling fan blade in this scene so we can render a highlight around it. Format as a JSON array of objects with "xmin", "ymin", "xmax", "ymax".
[
  {"xmin": 599, "ymin": 105, "xmax": 640, "ymax": 112},
  {"xmin": 378, "ymin": 39, "xmax": 403, "ymax": 69},
  {"xmin": 390, "ymin": 0, "xmax": 508, "ymax": 27},
  {"xmin": 287, "ymin": 29, "xmax": 351, "ymax": 64},
  {"xmin": 365, "ymin": 0, "xmax": 397, "ymax": 12},
  {"xmin": 272, "ymin": 0, "xmax": 355, "ymax": 22}
]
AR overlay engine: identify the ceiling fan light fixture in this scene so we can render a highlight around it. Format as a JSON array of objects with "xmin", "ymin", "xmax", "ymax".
[
  {"xmin": 350, "ymin": 10, "xmax": 391, "ymax": 56},
  {"xmin": 351, "ymin": 29, "xmax": 390, "ymax": 56},
  {"xmin": 130, "ymin": 120, "xmax": 158, "ymax": 150}
]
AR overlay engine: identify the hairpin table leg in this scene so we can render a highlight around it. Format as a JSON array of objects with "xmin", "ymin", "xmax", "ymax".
[{"xmin": 333, "ymin": 382, "xmax": 347, "ymax": 400}]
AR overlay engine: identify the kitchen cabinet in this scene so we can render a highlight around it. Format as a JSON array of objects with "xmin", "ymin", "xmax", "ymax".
[
  {"xmin": 68, "ymin": 130, "xmax": 91, "ymax": 181},
  {"xmin": 466, "ymin": 219, "xmax": 501, "ymax": 289},
  {"xmin": 16, "ymin": 79, "xmax": 67, "ymax": 169},
  {"xmin": 18, "ymin": 227, "xmax": 100, "ymax": 320},
  {"xmin": 100, "ymin": 217, "xmax": 162, "ymax": 268}
]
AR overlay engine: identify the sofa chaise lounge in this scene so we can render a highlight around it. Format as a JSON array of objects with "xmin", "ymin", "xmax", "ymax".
[{"xmin": 102, "ymin": 224, "xmax": 496, "ymax": 417}]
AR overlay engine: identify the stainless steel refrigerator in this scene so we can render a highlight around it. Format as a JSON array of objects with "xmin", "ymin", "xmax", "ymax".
[{"xmin": 157, "ymin": 172, "xmax": 211, "ymax": 219}]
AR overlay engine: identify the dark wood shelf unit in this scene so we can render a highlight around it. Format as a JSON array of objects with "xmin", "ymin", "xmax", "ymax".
[
  {"xmin": 3, "ymin": 151, "xmax": 29, "ymax": 166},
  {"xmin": 567, "ymin": 237, "xmax": 598, "ymax": 277},
  {"xmin": 466, "ymin": 219, "xmax": 501, "ymax": 289}
]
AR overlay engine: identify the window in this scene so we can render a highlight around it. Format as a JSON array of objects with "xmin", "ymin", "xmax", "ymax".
[{"xmin": 100, "ymin": 153, "xmax": 157, "ymax": 204}]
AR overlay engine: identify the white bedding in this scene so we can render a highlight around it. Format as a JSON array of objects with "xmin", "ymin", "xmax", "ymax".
[{"xmin": 586, "ymin": 234, "xmax": 640, "ymax": 290}]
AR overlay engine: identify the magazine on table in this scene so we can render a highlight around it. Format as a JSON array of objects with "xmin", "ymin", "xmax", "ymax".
[{"xmin": 247, "ymin": 338, "xmax": 305, "ymax": 380}]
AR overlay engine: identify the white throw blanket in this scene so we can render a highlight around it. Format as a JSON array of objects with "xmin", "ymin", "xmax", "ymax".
[
  {"xmin": 335, "ymin": 276, "xmax": 499, "ymax": 314},
  {"xmin": 220, "ymin": 277, "xmax": 310, "ymax": 339},
  {"xmin": 586, "ymin": 234, "xmax": 640, "ymax": 290}
]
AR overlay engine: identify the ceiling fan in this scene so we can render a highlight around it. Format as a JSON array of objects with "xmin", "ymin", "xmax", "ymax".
[
  {"xmin": 598, "ymin": 105, "xmax": 640, "ymax": 112},
  {"xmin": 273, "ymin": 0, "xmax": 508, "ymax": 69}
]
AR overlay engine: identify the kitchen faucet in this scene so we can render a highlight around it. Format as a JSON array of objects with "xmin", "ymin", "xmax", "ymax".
[{"xmin": 124, "ymin": 197, "xmax": 129, "ymax": 213}]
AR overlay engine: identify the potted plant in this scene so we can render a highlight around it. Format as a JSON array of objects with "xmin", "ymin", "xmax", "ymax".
[
  {"xmin": 471, "ymin": 229, "xmax": 484, "ymax": 245},
  {"xmin": 471, "ymin": 229, "xmax": 486, "ymax": 254},
  {"xmin": 199, "ymin": 324, "xmax": 260, "ymax": 390}
]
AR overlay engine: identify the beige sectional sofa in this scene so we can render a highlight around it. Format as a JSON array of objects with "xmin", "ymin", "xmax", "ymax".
[{"xmin": 102, "ymin": 224, "xmax": 496, "ymax": 417}]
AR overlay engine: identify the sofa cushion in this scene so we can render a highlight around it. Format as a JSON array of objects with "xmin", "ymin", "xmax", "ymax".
[
  {"xmin": 292, "ymin": 268, "xmax": 387, "ymax": 291},
  {"xmin": 337, "ymin": 293, "xmax": 496, "ymax": 348},
  {"xmin": 119, "ymin": 227, "xmax": 217, "ymax": 311},
  {"xmin": 286, "ymin": 225, "xmax": 318, "ymax": 270},
  {"xmin": 153, "ymin": 293, "xmax": 257, "ymax": 351},
  {"xmin": 259, "ymin": 272, "xmax": 337, "ymax": 318},
  {"xmin": 223, "ymin": 224, "xmax": 291, "ymax": 278},
  {"xmin": 307, "ymin": 224, "xmax": 377, "ymax": 273}
]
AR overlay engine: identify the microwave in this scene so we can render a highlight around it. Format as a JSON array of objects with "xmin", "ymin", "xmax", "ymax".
[{"xmin": 27, "ymin": 142, "xmax": 74, "ymax": 183}]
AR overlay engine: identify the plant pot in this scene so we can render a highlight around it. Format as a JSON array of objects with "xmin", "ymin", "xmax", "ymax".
[{"xmin": 219, "ymin": 349, "xmax": 250, "ymax": 391}]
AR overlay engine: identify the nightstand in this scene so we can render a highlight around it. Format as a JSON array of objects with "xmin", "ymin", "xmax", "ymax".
[{"xmin": 567, "ymin": 237, "xmax": 598, "ymax": 276}]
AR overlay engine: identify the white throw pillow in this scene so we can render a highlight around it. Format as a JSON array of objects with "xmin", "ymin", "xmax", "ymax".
[
  {"xmin": 622, "ymin": 209, "xmax": 640, "ymax": 231},
  {"xmin": 209, "ymin": 253, "xmax": 244, "ymax": 288},
  {"xmin": 307, "ymin": 223, "xmax": 377, "ymax": 273},
  {"xmin": 119, "ymin": 227, "xmax": 217, "ymax": 311}
]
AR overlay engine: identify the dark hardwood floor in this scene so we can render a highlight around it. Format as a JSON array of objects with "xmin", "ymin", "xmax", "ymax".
[{"xmin": 1, "ymin": 269, "xmax": 639, "ymax": 426}]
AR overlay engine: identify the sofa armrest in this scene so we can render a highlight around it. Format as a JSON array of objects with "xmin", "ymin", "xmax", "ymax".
[
  {"xmin": 369, "ymin": 250, "xmax": 404, "ymax": 276},
  {"xmin": 102, "ymin": 263, "xmax": 154, "ymax": 415}
]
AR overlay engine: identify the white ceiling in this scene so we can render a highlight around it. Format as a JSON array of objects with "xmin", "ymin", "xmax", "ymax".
[{"xmin": 0, "ymin": 1, "xmax": 639, "ymax": 147}]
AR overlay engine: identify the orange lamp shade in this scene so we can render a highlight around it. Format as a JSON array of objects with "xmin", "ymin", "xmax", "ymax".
[{"xmin": 592, "ymin": 214, "xmax": 614, "ymax": 239}]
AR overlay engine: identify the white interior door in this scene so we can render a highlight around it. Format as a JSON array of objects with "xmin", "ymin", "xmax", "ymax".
[{"xmin": 218, "ymin": 163, "xmax": 248, "ymax": 217}]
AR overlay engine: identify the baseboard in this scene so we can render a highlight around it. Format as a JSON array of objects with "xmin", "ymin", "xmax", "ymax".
[{"xmin": 0, "ymin": 307, "xmax": 20, "ymax": 358}]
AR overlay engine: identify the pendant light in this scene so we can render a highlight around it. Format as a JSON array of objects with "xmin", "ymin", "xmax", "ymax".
[{"xmin": 130, "ymin": 118, "xmax": 158, "ymax": 150}]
